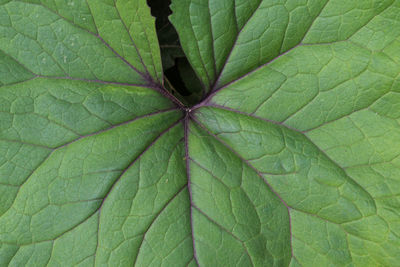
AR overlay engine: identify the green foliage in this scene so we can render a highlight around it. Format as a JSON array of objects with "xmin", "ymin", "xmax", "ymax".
[{"xmin": 0, "ymin": 0, "xmax": 399, "ymax": 266}]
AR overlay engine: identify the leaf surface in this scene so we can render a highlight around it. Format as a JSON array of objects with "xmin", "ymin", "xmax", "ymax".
[{"xmin": 1, "ymin": 0, "xmax": 400, "ymax": 266}]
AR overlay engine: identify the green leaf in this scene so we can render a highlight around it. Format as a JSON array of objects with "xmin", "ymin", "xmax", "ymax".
[{"xmin": 1, "ymin": 0, "xmax": 400, "ymax": 266}]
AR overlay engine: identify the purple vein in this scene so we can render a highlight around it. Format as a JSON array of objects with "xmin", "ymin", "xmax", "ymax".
[
  {"xmin": 182, "ymin": 2, "xmax": 212, "ymax": 89},
  {"xmin": 207, "ymin": 0, "xmax": 389, "ymax": 102},
  {"xmin": 6, "ymin": 247, "xmax": 20, "ymax": 265},
  {"xmin": 132, "ymin": 185, "xmax": 187, "ymax": 266},
  {"xmin": 277, "ymin": 12, "xmax": 290, "ymax": 54},
  {"xmin": 35, "ymin": 75, "xmax": 152, "ymax": 88},
  {"xmin": 0, "ymin": 182, "xmax": 19, "ymax": 188},
  {"xmin": 12, "ymin": 29, "xmax": 69, "ymax": 77},
  {"xmin": 95, "ymin": 34, "xmax": 149, "ymax": 81},
  {"xmin": 203, "ymin": 0, "xmax": 333, "ymax": 105},
  {"xmin": 298, "ymin": 0, "xmax": 331, "ymax": 44},
  {"xmin": 5, "ymin": 2, "xmax": 185, "ymax": 110},
  {"xmin": 54, "ymin": 108, "xmax": 179, "ymax": 150},
  {"xmin": 343, "ymin": 2, "xmax": 393, "ymax": 42},
  {"xmin": 207, "ymin": 0, "xmax": 218, "ymax": 79},
  {"xmin": 197, "ymin": 104, "xmax": 376, "ymax": 203},
  {"xmin": 184, "ymin": 112, "xmax": 200, "ymax": 266},
  {"xmin": 140, "ymin": 9, "xmax": 163, "ymax": 83},
  {"xmin": 0, "ymin": 48, "xmax": 36, "ymax": 74},
  {"xmin": 190, "ymin": 158, "xmax": 230, "ymax": 190},
  {"xmin": 15, "ymin": 1, "xmax": 150, "ymax": 82},
  {"xmin": 2, "ymin": 117, "xmax": 183, "ymax": 246},
  {"xmin": 199, "ymin": 43, "xmax": 302, "ymax": 107},
  {"xmin": 91, "ymin": 119, "xmax": 182, "ymax": 263},
  {"xmin": 302, "ymin": 90, "xmax": 391, "ymax": 134},
  {"xmin": 210, "ymin": 0, "xmax": 264, "ymax": 92},
  {"xmin": 35, "ymin": 76, "xmax": 184, "ymax": 109},
  {"xmin": 1, "ymin": 89, "xmax": 180, "ymax": 152},
  {"xmin": 112, "ymin": 0, "xmax": 152, "ymax": 80},
  {"xmin": 14, "ymin": 205, "xmax": 102, "ymax": 246},
  {"xmin": 0, "ymin": 76, "xmax": 37, "ymax": 88},
  {"xmin": 0, "ymin": 49, "xmax": 93, "ymax": 89},
  {"xmin": 190, "ymin": 156, "xmax": 284, "ymax": 263},
  {"xmin": 192, "ymin": 204, "xmax": 255, "ymax": 266},
  {"xmin": 191, "ymin": 104, "xmax": 383, "ymax": 255},
  {"xmin": 84, "ymin": 0, "xmax": 98, "ymax": 34},
  {"xmin": 199, "ymin": 104, "xmax": 302, "ymax": 133},
  {"xmin": 0, "ymin": 151, "xmax": 54, "ymax": 218},
  {"xmin": 190, "ymin": 115, "xmax": 294, "ymax": 257},
  {"xmin": 147, "ymin": 83, "xmax": 186, "ymax": 109},
  {"xmin": 301, "ymin": 131, "xmax": 376, "ymax": 204},
  {"xmin": 1, "ymin": 72, "xmax": 153, "ymax": 90}
]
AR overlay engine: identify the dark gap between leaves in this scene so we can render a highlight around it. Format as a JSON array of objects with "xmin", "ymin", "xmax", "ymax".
[
  {"xmin": 147, "ymin": 0, "xmax": 203, "ymax": 106},
  {"xmin": 165, "ymin": 58, "xmax": 192, "ymax": 96}
]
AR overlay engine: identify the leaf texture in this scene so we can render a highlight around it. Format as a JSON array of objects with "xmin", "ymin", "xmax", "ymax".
[{"xmin": 1, "ymin": 0, "xmax": 400, "ymax": 266}]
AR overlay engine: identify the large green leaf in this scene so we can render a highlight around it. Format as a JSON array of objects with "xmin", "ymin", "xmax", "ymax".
[{"xmin": 0, "ymin": 0, "xmax": 399, "ymax": 266}]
